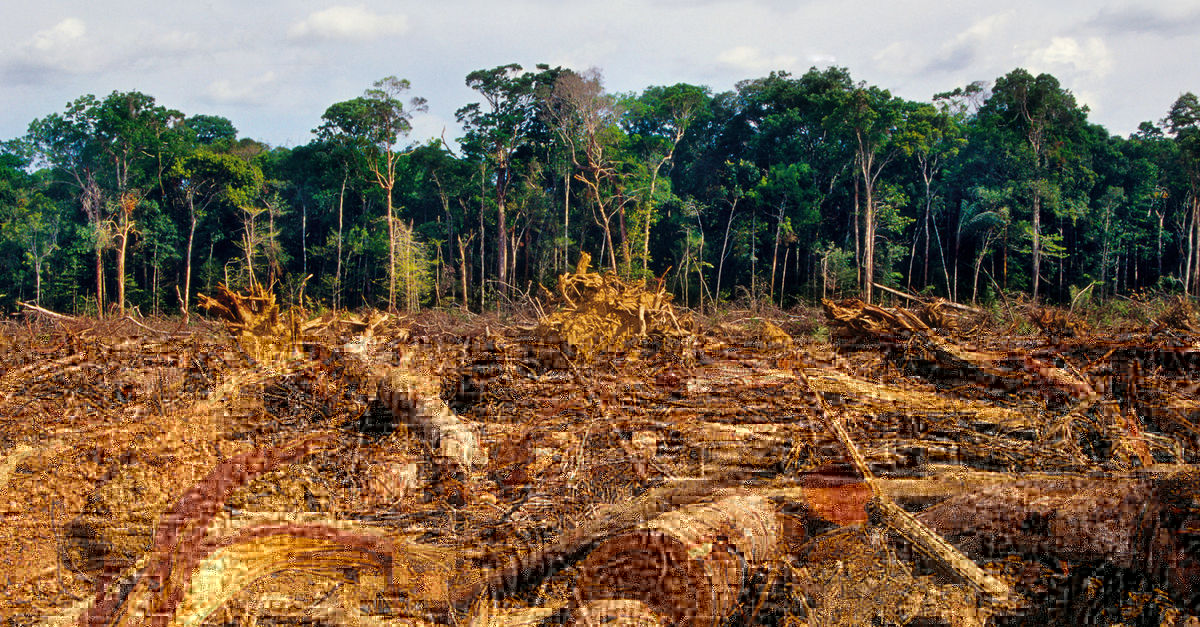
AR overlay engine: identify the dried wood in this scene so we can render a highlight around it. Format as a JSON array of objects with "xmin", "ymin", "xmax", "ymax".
[
  {"xmin": 574, "ymin": 494, "xmax": 780, "ymax": 627},
  {"xmin": 788, "ymin": 365, "xmax": 1016, "ymax": 605},
  {"xmin": 824, "ymin": 297, "xmax": 1155, "ymax": 468},
  {"xmin": 377, "ymin": 370, "xmax": 486, "ymax": 472},
  {"xmin": 196, "ymin": 282, "xmax": 285, "ymax": 338}
]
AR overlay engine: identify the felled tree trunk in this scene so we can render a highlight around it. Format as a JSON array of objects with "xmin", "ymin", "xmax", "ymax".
[
  {"xmin": 823, "ymin": 297, "xmax": 1153, "ymax": 468},
  {"xmin": 377, "ymin": 371, "xmax": 486, "ymax": 474},
  {"xmin": 914, "ymin": 472, "xmax": 1200, "ymax": 610}
]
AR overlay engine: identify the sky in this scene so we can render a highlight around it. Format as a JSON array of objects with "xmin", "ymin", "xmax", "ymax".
[{"xmin": 3, "ymin": 1, "xmax": 1199, "ymax": 149}]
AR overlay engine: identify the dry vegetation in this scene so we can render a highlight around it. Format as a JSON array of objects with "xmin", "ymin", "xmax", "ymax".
[{"xmin": 2, "ymin": 267, "xmax": 1199, "ymax": 626}]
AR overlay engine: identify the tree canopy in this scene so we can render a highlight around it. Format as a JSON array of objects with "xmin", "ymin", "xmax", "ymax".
[{"xmin": 1, "ymin": 65, "xmax": 1197, "ymax": 315}]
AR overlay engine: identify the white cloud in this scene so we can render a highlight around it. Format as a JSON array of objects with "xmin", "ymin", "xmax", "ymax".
[
  {"xmin": 206, "ymin": 71, "xmax": 278, "ymax": 105},
  {"xmin": 921, "ymin": 13, "xmax": 1010, "ymax": 74},
  {"xmin": 288, "ymin": 6, "xmax": 409, "ymax": 41},
  {"xmin": 716, "ymin": 46, "xmax": 797, "ymax": 74},
  {"xmin": 6, "ymin": 18, "xmax": 94, "ymax": 76},
  {"xmin": 31, "ymin": 18, "xmax": 86, "ymax": 53},
  {"xmin": 1027, "ymin": 36, "xmax": 1113, "ymax": 79}
]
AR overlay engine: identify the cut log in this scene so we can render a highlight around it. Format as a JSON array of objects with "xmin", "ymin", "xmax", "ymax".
[
  {"xmin": 573, "ymin": 494, "xmax": 780, "ymax": 627},
  {"xmin": 377, "ymin": 370, "xmax": 487, "ymax": 472},
  {"xmin": 574, "ymin": 600, "xmax": 668, "ymax": 627},
  {"xmin": 914, "ymin": 472, "xmax": 1200, "ymax": 610}
]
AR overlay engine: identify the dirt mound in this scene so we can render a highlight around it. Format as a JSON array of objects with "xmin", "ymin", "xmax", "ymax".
[{"xmin": 537, "ymin": 253, "xmax": 694, "ymax": 359}]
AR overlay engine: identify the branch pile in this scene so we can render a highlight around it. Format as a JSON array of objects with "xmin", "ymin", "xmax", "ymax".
[{"xmin": 5, "ymin": 287, "xmax": 1200, "ymax": 626}]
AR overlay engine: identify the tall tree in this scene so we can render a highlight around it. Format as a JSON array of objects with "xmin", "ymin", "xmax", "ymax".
[
  {"xmin": 978, "ymin": 70, "xmax": 1088, "ymax": 301},
  {"xmin": 27, "ymin": 91, "xmax": 182, "ymax": 315},
  {"xmin": 317, "ymin": 77, "xmax": 426, "ymax": 310},
  {"xmin": 544, "ymin": 68, "xmax": 628, "ymax": 273},
  {"xmin": 1166, "ymin": 93, "xmax": 1200, "ymax": 294},
  {"xmin": 457, "ymin": 64, "xmax": 563, "ymax": 297},
  {"xmin": 168, "ymin": 151, "xmax": 261, "ymax": 317},
  {"xmin": 827, "ymin": 85, "xmax": 907, "ymax": 303},
  {"xmin": 622, "ymin": 83, "xmax": 709, "ymax": 274},
  {"xmin": 896, "ymin": 103, "xmax": 965, "ymax": 293}
]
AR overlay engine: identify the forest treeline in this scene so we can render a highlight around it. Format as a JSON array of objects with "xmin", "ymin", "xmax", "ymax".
[{"xmin": 2, "ymin": 64, "xmax": 1199, "ymax": 317}]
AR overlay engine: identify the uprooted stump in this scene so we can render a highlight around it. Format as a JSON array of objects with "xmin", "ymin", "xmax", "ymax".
[
  {"xmin": 537, "ymin": 252, "xmax": 694, "ymax": 359},
  {"xmin": 197, "ymin": 282, "xmax": 295, "ymax": 359},
  {"xmin": 197, "ymin": 282, "xmax": 286, "ymax": 337},
  {"xmin": 1154, "ymin": 295, "xmax": 1200, "ymax": 334},
  {"xmin": 822, "ymin": 297, "xmax": 930, "ymax": 344},
  {"xmin": 1029, "ymin": 306, "xmax": 1088, "ymax": 338}
]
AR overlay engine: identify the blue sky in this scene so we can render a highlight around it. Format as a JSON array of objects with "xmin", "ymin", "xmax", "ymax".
[{"xmin": 4, "ymin": 1, "xmax": 1199, "ymax": 147}]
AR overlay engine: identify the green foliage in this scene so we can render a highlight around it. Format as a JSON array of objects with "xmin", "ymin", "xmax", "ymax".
[{"xmin": 3, "ymin": 66, "xmax": 1200, "ymax": 314}]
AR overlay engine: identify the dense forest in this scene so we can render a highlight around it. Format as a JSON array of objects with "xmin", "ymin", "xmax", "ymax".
[{"xmin": 2, "ymin": 64, "xmax": 1199, "ymax": 316}]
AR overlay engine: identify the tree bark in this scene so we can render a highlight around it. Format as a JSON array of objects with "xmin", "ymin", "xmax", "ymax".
[
  {"xmin": 715, "ymin": 197, "xmax": 738, "ymax": 301},
  {"xmin": 184, "ymin": 209, "xmax": 196, "ymax": 319},
  {"xmin": 1031, "ymin": 191, "xmax": 1042, "ymax": 301},
  {"xmin": 496, "ymin": 154, "xmax": 509, "ymax": 299},
  {"xmin": 335, "ymin": 177, "xmax": 346, "ymax": 311}
]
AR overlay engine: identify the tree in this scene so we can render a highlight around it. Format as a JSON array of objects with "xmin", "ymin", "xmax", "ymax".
[
  {"xmin": 457, "ymin": 64, "xmax": 563, "ymax": 297},
  {"xmin": 0, "ymin": 152, "xmax": 62, "ymax": 306},
  {"xmin": 169, "ymin": 151, "xmax": 261, "ymax": 317},
  {"xmin": 978, "ymin": 69, "xmax": 1088, "ymax": 301},
  {"xmin": 185, "ymin": 114, "xmax": 237, "ymax": 146},
  {"xmin": 544, "ymin": 69, "xmax": 629, "ymax": 273},
  {"xmin": 827, "ymin": 85, "xmax": 907, "ymax": 303},
  {"xmin": 751, "ymin": 162, "xmax": 817, "ymax": 300},
  {"xmin": 27, "ymin": 91, "xmax": 183, "ymax": 315},
  {"xmin": 896, "ymin": 103, "xmax": 965, "ymax": 294},
  {"xmin": 622, "ymin": 83, "xmax": 709, "ymax": 274},
  {"xmin": 317, "ymin": 77, "xmax": 426, "ymax": 310},
  {"xmin": 1166, "ymin": 93, "xmax": 1200, "ymax": 294}
]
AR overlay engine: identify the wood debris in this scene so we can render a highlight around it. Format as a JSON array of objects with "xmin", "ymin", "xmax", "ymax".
[{"xmin": 3, "ymin": 286, "xmax": 1199, "ymax": 626}]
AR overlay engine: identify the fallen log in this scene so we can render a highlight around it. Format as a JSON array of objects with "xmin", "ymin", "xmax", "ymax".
[
  {"xmin": 460, "ymin": 479, "xmax": 726, "ymax": 607},
  {"xmin": 573, "ymin": 494, "xmax": 780, "ymax": 627},
  {"xmin": 823, "ymin": 297, "xmax": 1154, "ymax": 468},
  {"xmin": 787, "ymin": 367, "xmax": 1016, "ymax": 604},
  {"xmin": 574, "ymin": 600, "xmax": 667, "ymax": 627},
  {"xmin": 80, "ymin": 433, "xmax": 341, "ymax": 627},
  {"xmin": 377, "ymin": 370, "xmax": 487, "ymax": 473},
  {"xmin": 914, "ymin": 471, "xmax": 1200, "ymax": 611}
]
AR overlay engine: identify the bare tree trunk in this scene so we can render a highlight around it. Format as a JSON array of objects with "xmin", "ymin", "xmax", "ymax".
[
  {"xmin": 617, "ymin": 200, "xmax": 631, "ymax": 275},
  {"xmin": 457, "ymin": 235, "xmax": 470, "ymax": 313},
  {"xmin": 1031, "ymin": 191, "xmax": 1042, "ymax": 301},
  {"xmin": 563, "ymin": 170, "xmax": 571, "ymax": 274},
  {"xmin": 715, "ymin": 198, "xmax": 738, "ymax": 301},
  {"xmin": 496, "ymin": 162, "xmax": 509, "ymax": 301},
  {"xmin": 335, "ymin": 177, "xmax": 346, "ymax": 311},
  {"xmin": 852, "ymin": 171, "xmax": 862, "ymax": 295},
  {"xmin": 770, "ymin": 203, "xmax": 783, "ymax": 299},
  {"xmin": 386, "ymin": 190, "xmax": 397, "ymax": 310},
  {"xmin": 860, "ymin": 146, "xmax": 876, "ymax": 305},
  {"xmin": 1193, "ymin": 200, "xmax": 1200, "ymax": 295},
  {"xmin": 972, "ymin": 233, "xmax": 994, "ymax": 305},
  {"xmin": 931, "ymin": 214, "xmax": 953, "ymax": 298},
  {"xmin": 116, "ymin": 232, "xmax": 129, "ymax": 316},
  {"xmin": 779, "ymin": 246, "xmax": 789, "ymax": 308},
  {"xmin": 1100, "ymin": 203, "xmax": 1112, "ymax": 299},
  {"xmin": 184, "ymin": 211, "xmax": 196, "ymax": 318},
  {"xmin": 1156, "ymin": 208, "xmax": 1164, "ymax": 280}
]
